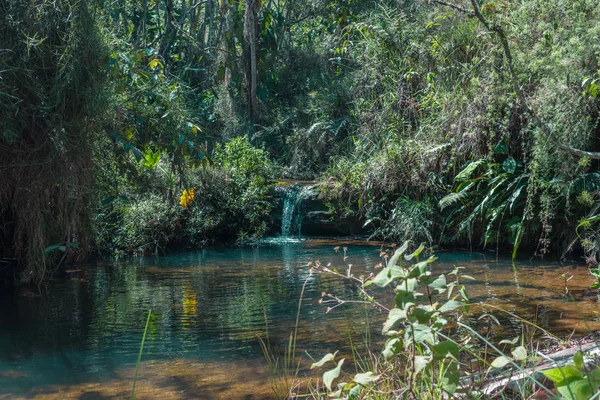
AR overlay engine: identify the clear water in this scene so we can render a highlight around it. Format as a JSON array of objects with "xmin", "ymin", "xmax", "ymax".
[{"xmin": 0, "ymin": 240, "xmax": 596, "ymax": 398}]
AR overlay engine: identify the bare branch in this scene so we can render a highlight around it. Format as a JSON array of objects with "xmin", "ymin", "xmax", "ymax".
[{"xmin": 429, "ymin": 0, "xmax": 474, "ymax": 16}]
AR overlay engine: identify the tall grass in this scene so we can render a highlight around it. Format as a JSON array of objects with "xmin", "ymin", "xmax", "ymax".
[{"xmin": 130, "ymin": 310, "xmax": 152, "ymax": 400}]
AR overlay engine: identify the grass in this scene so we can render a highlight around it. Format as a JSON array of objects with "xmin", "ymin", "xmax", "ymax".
[{"xmin": 130, "ymin": 309, "xmax": 152, "ymax": 400}]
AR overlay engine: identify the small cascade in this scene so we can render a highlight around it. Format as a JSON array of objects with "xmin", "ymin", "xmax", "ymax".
[{"xmin": 279, "ymin": 185, "xmax": 314, "ymax": 237}]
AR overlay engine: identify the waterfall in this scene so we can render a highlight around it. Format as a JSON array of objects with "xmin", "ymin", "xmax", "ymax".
[{"xmin": 280, "ymin": 185, "xmax": 313, "ymax": 237}]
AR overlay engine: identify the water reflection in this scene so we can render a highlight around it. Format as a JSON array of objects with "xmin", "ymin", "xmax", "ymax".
[{"xmin": 0, "ymin": 242, "xmax": 596, "ymax": 398}]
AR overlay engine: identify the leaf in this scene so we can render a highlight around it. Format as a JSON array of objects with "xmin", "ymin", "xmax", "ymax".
[
  {"xmin": 428, "ymin": 275, "xmax": 447, "ymax": 292},
  {"xmin": 410, "ymin": 324, "xmax": 435, "ymax": 345},
  {"xmin": 414, "ymin": 356, "xmax": 432, "ymax": 375},
  {"xmin": 455, "ymin": 159, "xmax": 486, "ymax": 182},
  {"xmin": 396, "ymin": 276, "xmax": 418, "ymax": 292},
  {"xmin": 512, "ymin": 221, "xmax": 524, "ymax": 260},
  {"xmin": 557, "ymin": 379, "xmax": 590, "ymax": 400},
  {"xmin": 382, "ymin": 308, "xmax": 407, "ymax": 333},
  {"xmin": 348, "ymin": 384, "xmax": 362, "ymax": 399},
  {"xmin": 143, "ymin": 148, "xmax": 161, "ymax": 168},
  {"xmin": 311, "ymin": 351, "xmax": 338, "ymax": 369},
  {"xmin": 368, "ymin": 267, "xmax": 393, "ymax": 287},
  {"xmin": 509, "ymin": 182, "xmax": 527, "ymax": 213},
  {"xmin": 413, "ymin": 305, "xmax": 435, "ymax": 324},
  {"xmin": 494, "ymin": 142, "xmax": 508, "ymax": 155},
  {"xmin": 43, "ymin": 244, "xmax": 66, "ymax": 254},
  {"xmin": 387, "ymin": 242, "xmax": 409, "ymax": 268},
  {"xmin": 323, "ymin": 359, "xmax": 344, "ymax": 391},
  {"xmin": 382, "ymin": 337, "xmax": 403, "ymax": 360},
  {"xmin": 502, "ymin": 157, "xmax": 517, "ymax": 174},
  {"xmin": 511, "ymin": 346, "xmax": 527, "ymax": 361},
  {"xmin": 573, "ymin": 351, "xmax": 584, "ymax": 370},
  {"xmin": 353, "ymin": 372, "xmax": 380, "ymax": 386},
  {"xmin": 499, "ymin": 337, "xmax": 519, "ymax": 345},
  {"xmin": 404, "ymin": 244, "xmax": 425, "ymax": 260},
  {"xmin": 571, "ymin": 379, "xmax": 592, "ymax": 400},
  {"xmin": 124, "ymin": 127, "xmax": 135, "ymax": 140},
  {"xmin": 439, "ymin": 300, "xmax": 462, "ymax": 313},
  {"xmin": 541, "ymin": 365, "xmax": 583, "ymax": 386},
  {"xmin": 491, "ymin": 356, "xmax": 511, "ymax": 369},
  {"xmin": 395, "ymin": 291, "xmax": 416, "ymax": 310},
  {"xmin": 441, "ymin": 360, "xmax": 460, "ymax": 395},
  {"xmin": 432, "ymin": 341, "xmax": 459, "ymax": 360},
  {"xmin": 369, "ymin": 264, "xmax": 409, "ymax": 288}
]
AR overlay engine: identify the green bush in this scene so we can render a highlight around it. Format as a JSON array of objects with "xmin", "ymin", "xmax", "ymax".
[{"xmin": 112, "ymin": 194, "xmax": 183, "ymax": 255}]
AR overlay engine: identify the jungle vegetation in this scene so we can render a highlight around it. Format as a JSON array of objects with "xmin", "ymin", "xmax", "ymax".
[{"xmin": 2, "ymin": 0, "xmax": 600, "ymax": 284}]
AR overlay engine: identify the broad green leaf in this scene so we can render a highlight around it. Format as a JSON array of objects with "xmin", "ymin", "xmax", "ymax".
[
  {"xmin": 387, "ymin": 242, "xmax": 409, "ymax": 268},
  {"xmin": 410, "ymin": 259, "xmax": 436, "ymax": 277},
  {"xmin": 348, "ymin": 384, "xmax": 362, "ymax": 399},
  {"xmin": 494, "ymin": 142, "xmax": 508, "ymax": 155},
  {"xmin": 428, "ymin": 275, "xmax": 447, "ymax": 292},
  {"xmin": 541, "ymin": 365, "xmax": 583, "ymax": 386},
  {"xmin": 571, "ymin": 379, "xmax": 592, "ymax": 400},
  {"xmin": 414, "ymin": 356, "xmax": 432, "ymax": 375},
  {"xmin": 502, "ymin": 157, "xmax": 517, "ymax": 173},
  {"xmin": 383, "ymin": 337, "xmax": 403, "ymax": 360},
  {"xmin": 143, "ymin": 149, "xmax": 161, "ymax": 168},
  {"xmin": 369, "ymin": 265, "xmax": 409, "ymax": 288},
  {"xmin": 409, "ymin": 324, "xmax": 435, "ymax": 345},
  {"xmin": 432, "ymin": 341, "xmax": 459, "ymax": 360},
  {"xmin": 369, "ymin": 267, "xmax": 393, "ymax": 287},
  {"xmin": 395, "ymin": 291, "xmax": 416, "ymax": 310},
  {"xmin": 323, "ymin": 359, "xmax": 344, "ymax": 391},
  {"xmin": 432, "ymin": 316, "xmax": 448, "ymax": 330},
  {"xmin": 353, "ymin": 372, "xmax": 380, "ymax": 386},
  {"xmin": 44, "ymin": 244, "xmax": 70, "ymax": 254},
  {"xmin": 491, "ymin": 356, "xmax": 511, "ymax": 369},
  {"xmin": 439, "ymin": 300, "xmax": 462, "ymax": 313},
  {"xmin": 311, "ymin": 351, "xmax": 338, "ymax": 369},
  {"xmin": 511, "ymin": 346, "xmax": 527, "ymax": 361},
  {"xmin": 383, "ymin": 308, "xmax": 407, "ymax": 333},
  {"xmin": 557, "ymin": 379, "xmax": 590, "ymax": 400},
  {"xmin": 413, "ymin": 305, "xmax": 435, "ymax": 324}
]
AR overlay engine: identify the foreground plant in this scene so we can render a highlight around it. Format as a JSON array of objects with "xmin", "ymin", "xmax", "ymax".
[
  {"xmin": 310, "ymin": 242, "xmax": 472, "ymax": 399},
  {"xmin": 306, "ymin": 243, "xmax": 590, "ymax": 399},
  {"xmin": 541, "ymin": 350, "xmax": 600, "ymax": 400}
]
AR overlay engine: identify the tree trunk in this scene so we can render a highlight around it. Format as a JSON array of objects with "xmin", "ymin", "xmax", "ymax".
[{"xmin": 244, "ymin": 0, "xmax": 260, "ymax": 123}]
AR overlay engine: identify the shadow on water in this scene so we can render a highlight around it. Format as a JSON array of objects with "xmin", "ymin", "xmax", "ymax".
[{"xmin": 0, "ymin": 240, "xmax": 597, "ymax": 398}]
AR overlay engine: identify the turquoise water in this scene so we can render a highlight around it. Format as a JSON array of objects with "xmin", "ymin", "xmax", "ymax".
[{"xmin": 0, "ymin": 240, "xmax": 596, "ymax": 398}]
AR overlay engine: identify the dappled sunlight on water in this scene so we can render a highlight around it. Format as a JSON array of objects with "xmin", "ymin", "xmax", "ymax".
[{"xmin": 0, "ymin": 240, "xmax": 597, "ymax": 397}]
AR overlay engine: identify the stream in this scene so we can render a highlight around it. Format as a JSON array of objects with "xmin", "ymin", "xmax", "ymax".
[{"xmin": 0, "ymin": 239, "xmax": 598, "ymax": 399}]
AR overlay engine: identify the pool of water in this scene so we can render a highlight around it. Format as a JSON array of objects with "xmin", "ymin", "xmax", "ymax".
[{"xmin": 0, "ymin": 239, "xmax": 597, "ymax": 399}]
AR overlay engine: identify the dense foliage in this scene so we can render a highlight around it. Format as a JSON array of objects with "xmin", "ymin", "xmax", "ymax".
[{"xmin": 3, "ymin": 0, "xmax": 600, "ymax": 282}]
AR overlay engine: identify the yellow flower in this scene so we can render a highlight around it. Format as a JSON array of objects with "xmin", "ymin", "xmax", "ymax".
[{"xmin": 180, "ymin": 188, "xmax": 195, "ymax": 208}]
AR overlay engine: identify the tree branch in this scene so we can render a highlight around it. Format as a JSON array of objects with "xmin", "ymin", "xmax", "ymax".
[{"xmin": 429, "ymin": 0, "xmax": 474, "ymax": 17}]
